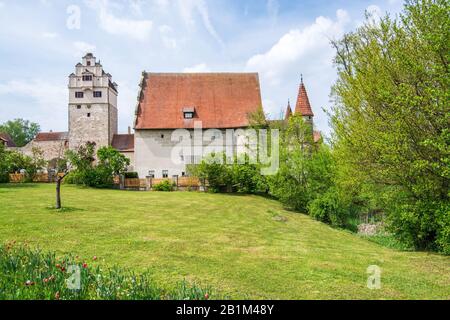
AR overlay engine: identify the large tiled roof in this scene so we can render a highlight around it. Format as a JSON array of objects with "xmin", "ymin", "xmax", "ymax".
[
  {"xmin": 111, "ymin": 134, "xmax": 134, "ymax": 152},
  {"xmin": 34, "ymin": 132, "xmax": 68, "ymax": 142},
  {"xmin": 134, "ymin": 73, "xmax": 263, "ymax": 129}
]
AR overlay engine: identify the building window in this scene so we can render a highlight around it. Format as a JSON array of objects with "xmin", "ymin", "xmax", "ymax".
[
  {"xmin": 162, "ymin": 170, "xmax": 168, "ymax": 178},
  {"xmin": 161, "ymin": 134, "xmax": 165, "ymax": 139},
  {"xmin": 182, "ymin": 172, "xmax": 186, "ymax": 177},
  {"xmin": 184, "ymin": 112, "xmax": 194, "ymax": 119},
  {"xmin": 148, "ymin": 170, "xmax": 155, "ymax": 178},
  {"xmin": 82, "ymin": 75, "xmax": 93, "ymax": 81},
  {"xmin": 75, "ymin": 92, "xmax": 84, "ymax": 98},
  {"xmin": 93, "ymin": 91, "xmax": 102, "ymax": 98},
  {"xmin": 87, "ymin": 113, "xmax": 91, "ymax": 118},
  {"xmin": 76, "ymin": 105, "xmax": 81, "ymax": 109},
  {"xmin": 87, "ymin": 61, "xmax": 91, "ymax": 66}
]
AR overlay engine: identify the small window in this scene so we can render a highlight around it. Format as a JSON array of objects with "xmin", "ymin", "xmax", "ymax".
[
  {"xmin": 93, "ymin": 91, "xmax": 102, "ymax": 98},
  {"xmin": 87, "ymin": 105, "xmax": 91, "ymax": 109},
  {"xmin": 161, "ymin": 134, "xmax": 165, "ymax": 139},
  {"xmin": 82, "ymin": 75, "xmax": 92, "ymax": 81},
  {"xmin": 182, "ymin": 172, "xmax": 186, "ymax": 177},
  {"xmin": 76, "ymin": 105, "xmax": 81, "ymax": 109},
  {"xmin": 162, "ymin": 170, "xmax": 168, "ymax": 178},
  {"xmin": 87, "ymin": 113, "xmax": 91, "ymax": 118},
  {"xmin": 87, "ymin": 61, "xmax": 91, "ymax": 66},
  {"xmin": 184, "ymin": 112, "xmax": 194, "ymax": 119},
  {"xmin": 75, "ymin": 92, "xmax": 84, "ymax": 98},
  {"xmin": 148, "ymin": 170, "xmax": 155, "ymax": 178}
]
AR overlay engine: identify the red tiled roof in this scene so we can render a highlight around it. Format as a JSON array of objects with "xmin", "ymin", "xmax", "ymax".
[
  {"xmin": 135, "ymin": 73, "xmax": 263, "ymax": 129},
  {"xmin": 34, "ymin": 132, "xmax": 68, "ymax": 142},
  {"xmin": 285, "ymin": 101, "xmax": 292, "ymax": 120},
  {"xmin": 0, "ymin": 132, "xmax": 16, "ymax": 147},
  {"xmin": 111, "ymin": 134, "xmax": 134, "ymax": 152},
  {"xmin": 295, "ymin": 82, "xmax": 314, "ymax": 117}
]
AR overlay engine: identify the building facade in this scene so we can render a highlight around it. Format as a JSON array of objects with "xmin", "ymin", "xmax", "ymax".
[{"xmin": 133, "ymin": 73, "xmax": 263, "ymax": 178}]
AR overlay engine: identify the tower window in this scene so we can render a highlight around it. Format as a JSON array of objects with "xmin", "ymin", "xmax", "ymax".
[
  {"xmin": 82, "ymin": 75, "xmax": 92, "ymax": 81},
  {"xmin": 87, "ymin": 113, "xmax": 91, "ymax": 118},
  {"xmin": 87, "ymin": 61, "xmax": 91, "ymax": 66},
  {"xmin": 75, "ymin": 92, "xmax": 84, "ymax": 98},
  {"xmin": 93, "ymin": 91, "xmax": 102, "ymax": 98},
  {"xmin": 76, "ymin": 105, "xmax": 81, "ymax": 109}
]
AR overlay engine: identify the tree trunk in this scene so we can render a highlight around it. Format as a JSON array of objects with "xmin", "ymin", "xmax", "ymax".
[{"xmin": 56, "ymin": 177, "xmax": 62, "ymax": 209}]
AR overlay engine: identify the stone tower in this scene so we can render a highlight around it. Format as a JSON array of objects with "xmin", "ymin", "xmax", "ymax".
[{"xmin": 68, "ymin": 53, "xmax": 118, "ymax": 151}]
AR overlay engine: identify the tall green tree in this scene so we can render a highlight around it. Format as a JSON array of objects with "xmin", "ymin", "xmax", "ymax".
[
  {"xmin": 330, "ymin": 0, "xmax": 450, "ymax": 252},
  {"xmin": 0, "ymin": 119, "xmax": 40, "ymax": 147}
]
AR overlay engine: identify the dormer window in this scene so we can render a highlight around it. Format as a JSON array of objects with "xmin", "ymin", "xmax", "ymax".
[{"xmin": 183, "ymin": 107, "xmax": 195, "ymax": 119}]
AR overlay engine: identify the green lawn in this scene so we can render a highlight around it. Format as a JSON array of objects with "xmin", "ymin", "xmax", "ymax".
[{"xmin": 0, "ymin": 183, "xmax": 448, "ymax": 299}]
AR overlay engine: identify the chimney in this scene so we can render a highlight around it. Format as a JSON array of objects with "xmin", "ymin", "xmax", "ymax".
[{"xmin": 128, "ymin": 126, "xmax": 131, "ymax": 135}]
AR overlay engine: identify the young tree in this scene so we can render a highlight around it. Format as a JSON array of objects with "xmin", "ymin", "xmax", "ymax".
[
  {"xmin": 330, "ymin": 0, "xmax": 450, "ymax": 252},
  {"xmin": 0, "ymin": 119, "xmax": 40, "ymax": 147}
]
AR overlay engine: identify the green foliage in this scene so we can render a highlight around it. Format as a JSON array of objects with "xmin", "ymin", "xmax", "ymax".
[
  {"xmin": 0, "ymin": 144, "xmax": 46, "ymax": 182},
  {"xmin": 193, "ymin": 153, "xmax": 232, "ymax": 193},
  {"xmin": 97, "ymin": 146, "xmax": 130, "ymax": 176},
  {"xmin": 230, "ymin": 162, "xmax": 268, "ymax": 193},
  {"xmin": 153, "ymin": 180, "xmax": 175, "ymax": 192},
  {"xmin": 330, "ymin": 0, "xmax": 450, "ymax": 252},
  {"xmin": 65, "ymin": 143, "xmax": 129, "ymax": 188},
  {"xmin": 308, "ymin": 188, "xmax": 350, "ymax": 228},
  {"xmin": 0, "ymin": 119, "xmax": 40, "ymax": 147},
  {"xmin": 0, "ymin": 242, "xmax": 212, "ymax": 300}
]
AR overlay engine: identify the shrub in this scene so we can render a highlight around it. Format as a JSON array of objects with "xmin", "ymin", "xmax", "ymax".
[
  {"xmin": 124, "ymin": 172, "xmax": 139, "ymax": 179},
  {"xmin": 308, "ymin": 188, "xmax": 350, "ymax": 228},
  {"xmin": 0, "ymin": 242, "xmax": 213, "ymax": 300},
  {"xmin": 153, "ymin": 180, "xmax": 174, "ymax": 192}
]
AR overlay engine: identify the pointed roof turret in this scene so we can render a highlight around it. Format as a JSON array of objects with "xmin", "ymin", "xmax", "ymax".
[
  {"xmin": 285, "ymin": 100, "xmax": 292, "ymax": 120},
  {"xmin": 295, "ymin": 75, "xmax": 314, "ymax": 117}
]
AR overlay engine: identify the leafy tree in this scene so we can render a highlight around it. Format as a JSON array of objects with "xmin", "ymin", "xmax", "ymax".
[
  {"xmin": 0, "ymin": 119, "xmax": 40, "ymax": 147},
  {"xmin": 97, "ymin": 146, "xmax": 130, "ymax": 176},
  {"xmin": 0, "ymin": 143, "xmax": 9, "ymax": 183},
  {"xmin": 330, "ymin": 0, "xmax": 450, "ymax": 252}
]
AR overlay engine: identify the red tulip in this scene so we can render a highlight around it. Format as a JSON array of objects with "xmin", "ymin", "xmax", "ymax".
[
  {"xmin": 82, "ymin": 263, "xmax": 88, "ymax": 268},
  {"xmin": 93, "ymin": 256, "xmax": 97, "ymax": 261},
  {"xmin": 204, "ymin": 293, "xmax": 209, "ymax": 300}
]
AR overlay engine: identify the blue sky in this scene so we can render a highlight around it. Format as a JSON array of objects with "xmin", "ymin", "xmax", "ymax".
[{"xmin": 0, "ymin": 0, "xmax": 404, "ymax": 136}]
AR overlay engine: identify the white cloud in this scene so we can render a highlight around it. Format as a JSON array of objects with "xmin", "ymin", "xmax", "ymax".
[
  {"xmin": 177, "ymin": 0, "xmax": 223, "ymax": 47},
  {"xmin": 0, "ymin": 80, "xmax": 67, "ymax": 130},
  {"xmin": 73, "ymin": 41, "xmax": 96, "ymax": 58},
  {"xmin": 366, "ymin": 5, "xmax": 382, "ymax": 22},
  {"xmin": 159, "ymin": 25, "xmax": 177, "ymax": 48},
  {"xmin": 183, "ymin": 63, "xmax": 210, "ymax": 73},
  {"xmin": 246, "ymin": 9, "xmax": 350, "ymax": 85},
  {"xmin": 86, "ymin": 0, "xmax": 153, "ymax": 41},
  {"xmin": 98, "ymin": 9, "xmax": 153, "ymax": 41}
]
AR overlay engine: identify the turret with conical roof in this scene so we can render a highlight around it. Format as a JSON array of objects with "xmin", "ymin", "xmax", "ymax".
[
  {"xmin": 285, "ymin": 100, "xmax": 292, "ymax": 120},
  {"xmin": 295, "ymin": 75, "xmax": 314, "ymax": 118}
]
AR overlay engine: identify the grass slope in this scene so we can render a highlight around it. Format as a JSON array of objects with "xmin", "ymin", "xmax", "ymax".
[{"xmin": 0, "ymin": 184, "xmax": 448, "ymax": 299}]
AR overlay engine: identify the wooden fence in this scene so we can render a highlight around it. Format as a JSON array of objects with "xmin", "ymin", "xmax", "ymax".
[
  {"xmin": 8, "ymin": 173, "xmax": 66, "ymax": 183},
  {"xmin": 122, "ymin": 176, "xmax": 202, "ymax": 191}
]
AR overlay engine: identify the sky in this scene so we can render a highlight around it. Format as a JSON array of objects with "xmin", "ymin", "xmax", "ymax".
[{"xmin": 0, "ymin": 0, "xmax": 404, "ymax": 137}]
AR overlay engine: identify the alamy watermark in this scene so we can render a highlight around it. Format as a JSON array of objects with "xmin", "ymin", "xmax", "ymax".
[{"xmin": 170, "ymin": 121, "xmax": 280, "ymax": 175}]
